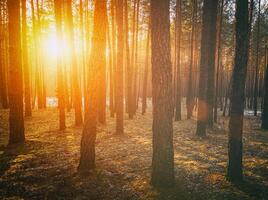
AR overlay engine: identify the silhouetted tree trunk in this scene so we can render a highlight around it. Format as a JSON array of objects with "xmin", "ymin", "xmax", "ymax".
[
  {"xmin": 227, "ymin": 0, "xmax": 249, "ymax": 183},
  {"xmin": 142, "ymin": 26, "xmax": 150, "ymax": 115},
  {"xmin": 124, "ymin": 0, "xmax": 130, "ymax": 113},
  {"xmin": 175, "ymin": 0, "xmax": 182, "ymax": 121},
  {"xmin": 54, "ymin": 0, "xmax": 66, "ymax": 130},
  {"xmin": 0, "ymin": 2, "xmax": 8, "ymax": 109},
  {"xmin": 115, "ymin": 0, "xmax": 124, "ymax": 134},
  {"xmin": 214, "ymin": 0, "xmax": 224, "ymax": 123},
  {"xmin": 78, "ymin": 0, "xmax": 107, "ymax": 172},
  {"xmin": 110, "ymin": 0, "xmax": 116, "ymax": 118},
  {"xmin": 22, "ymin": 0, "xmax": 32, "ymax": 117},
  {"xmin": 133, "ymin": 0, "xmax": 140, "ymax": 113},
  {"xmin": 261, "ymin": 46, "xmax": 268, "ymax": 129},
  {"xmin": 66, "ymin": 0, "xmax": 83, "ymax": 125},
  {"xmin": 7, "ymin": 0, "xmax": 25, "ymax": 144},
  {"xmin": 151, "ymin": 0, "xmax": 174, "ymax": 188},
  {"xmin": 196, "ymin": 0, "xmax": 218, "ymax": 137},
  {"xmin": 186, "ymin": 0, "xmax": 196, "ymax": 120},
  {"xmin": 128, "ymin": 0, "xmax": 137, "ymax": 119},
  {"xmin": 254, "ymin": 0, "xmax": 261, "ymax": 116}
]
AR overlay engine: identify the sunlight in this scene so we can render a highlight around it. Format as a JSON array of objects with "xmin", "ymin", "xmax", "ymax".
[{"xmin": 42, "ymin": 34, "xmax": 58, "ymax": 58}]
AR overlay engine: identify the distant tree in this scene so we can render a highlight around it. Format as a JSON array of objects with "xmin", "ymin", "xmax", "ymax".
[
  {"xmin": 214, "ymin": 0, "xmax": 224, "ymax": 123},
  {"xmin": 78, "ymin": 0, "xmax": 107, "ymax": 172},
  {"xmin": 22, "ymin": 0, "xmax": 32, "ymax": 117},
  {"xmin": 115, "ymin": 0, "xmax": 124, "ymax": 134},
  {"xmin": 174, "ymin": 0, "xmax": 182, "ymax": 121},
  {"xmin": 262, "ymin": 46, "xmax": 268, "ymax": 130},
  {"xmin": 227, "ymin": 0, "xmax": 250, "ymax": 183},
  {"xmin": 254, "ymin": 0, "xmax": 261, "ymax": 116},
  {"xmin": 186, "ymin": 0, "xmax": 197, "ymax": 120},
  {"xmin": 0, "ymin": 1, "xmax": 8, "ymax": 109},
  {"xmin": 66, "ymin": 0, "xmax": 83, "ymax": 126},
  {"xmin": 7, "ymin": 0, "xmax": 25, "ymax": 144},
  {"xmin": 54, "ymin": 0, "xmax": 66, "ymax": 130},
  {"xmin": 142, "ymin": 26, "xmax": 150, "ymax": 115},
  {"xmin": 196, "ymin": 0, "xmax": 218, "ymax": 137},
  {"xmin": 151, "ymin": 0, "xmax": 174, "ymax": 187}
]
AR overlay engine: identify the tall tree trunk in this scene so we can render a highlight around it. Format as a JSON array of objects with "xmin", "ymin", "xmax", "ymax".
[
  {"xmin": 142, "ymin": 26, "xmax": 150, "ymax": 115},
  {"xmin": 186, "ymin": 0, "xmax": 196, "ymax": 120},
  {"xmin": 66, "ymin": 0, "xmax": 83, "ymax": 125},
  {"xmin": 214, "ymin": 0, "xmax": 224, "ymax": 123},
  {"xmin": 78, "ymin": 0, "xmax": 107, "ymax": 172},
  {"xmin": 110, "ymin": 0, "xmax": 116, "ymax": 117},
  {"xmin": 196, "ymin": 0, "xmax": 218, "ymax": 137},
  {"xmin": 124, "ymin": 0, "xmax": 130, "ymax": 113},
  {"xmin": 115, "ymin": 0, "xmax": 124, "ymax": 134},
  {"xmin": 254, "ymin": 0, "xmax": 261, "ymax": 116},
  {"xmin": 133, "ymin": 0, "xmax": 140, "ymax": 114},
  {"xmin": 227, "ymin": 0, "xmax": 249, "ymax": 183},
  {"xmin": 54, "ymin": 0, "xmax": 66, "ymax": 130},
  {"xmin": 128, "ymin": 0, "xmax": 137, "ymax": 119},
  {"xmin": 0, "ymin": 1, "xmax": 8, "ymax": 109},
  {"xmin": 174, "ymin": 0, "xmax": 182, "ymax": 121},
  {"xmin": 151, "ymin": 0, "xmax": 174, "ymax": 188},
  {"xmin": 261, "ymin": 46, "xmax": 268, "ymax": 129},
  {"xmin": 7, "ymin": 0, "xmax": 25, "ymax": 144},
  {"xmin": 79, "ymin": 0, "xmax": 86, "ymax": 109},
  {"xmin": 22, "ymin": 0, "xmax": 32, "ymax": 117}
]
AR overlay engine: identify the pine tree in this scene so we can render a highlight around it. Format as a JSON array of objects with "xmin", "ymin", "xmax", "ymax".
[
  {"xmin": 7, "ymin": 0, "xmax": 25, "ymax": 144},
  {"xmin": 227, "ymin": 0, "xmax": 250, "ymax": 183},
  {"xmin": 78, "ymin": 0, "xmax": 107, "ymax": 172},
  {"xmin": 151, "ymin": 0, "xmax": 174, "ymax": 188}
]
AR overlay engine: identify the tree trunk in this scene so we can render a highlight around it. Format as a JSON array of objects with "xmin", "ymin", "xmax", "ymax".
[
  {"xmin": 262, "ymin": 46, "xmax": 268, "ymax": 129},
  {"xmin": 7, "ymin": 0, "xmax": 25, "ymax": 144},
  {"xmin": 186, "ymin": 0, "xmax": 196, "ymax": 120},
  {"xmin": 22, "ymin": 0, "xmax": 32, "ymax": 117},
  {"xmin": 115, "ymin": 0, "xmax": 124, "ymax": 134},
  {"xmin": 142, "ymin": 26, "xmax": 150, "ymax": 115},
  {"xmin": 54, "ymin": 0, "xmax": 66, "ymax": 130},
  {"xmin": 227, "ymin": 0, "xmax": 249, "ymax": 183},
  {"xmin": 196, "ymin": 0, "xmax": 218, "ymax": 137},
  {"xmin": 128, "ymin": 0, "xmax": 137, "ymax": 119},
  {"xmin": 151, "ymin": 0, "xmax": 174, "ymax": 188},
  {"xmin": 66, "ymin": 0, "xmax": 83, "ymax": 125},
  {"xmin": 78, "ymin": 0, "xmax": 107, "ymax": 172},
  {"xmin": 174, "ymin": 0, "xmax": 182, "ymax": 121},
  {"xmin": 254, "ymin": 0, "xmax": 261, "ymax": 116},
  {"xmin": 214, "ymin": 0, "xmax": 224, "ymax": 123}
]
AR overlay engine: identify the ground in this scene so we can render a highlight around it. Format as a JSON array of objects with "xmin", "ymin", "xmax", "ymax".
[{"xmin": 0, "ymin": 104, "xmax": 268, "ymax": 200}]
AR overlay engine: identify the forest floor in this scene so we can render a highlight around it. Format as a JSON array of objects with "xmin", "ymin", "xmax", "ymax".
[{"xmin": 0, "ymin": 103, "xmax": 268, "ymax": 200}]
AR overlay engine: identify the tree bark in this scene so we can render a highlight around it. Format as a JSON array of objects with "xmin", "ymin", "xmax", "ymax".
[
  {"xmin": 142, "ymin": 26, "xmax": 150, "ymax": 115},
  {"xmin": 174, "ymin": 0, "xmax": 182, "ymax": 121},
  {"xmin": 115, "ymin": 0, "xmax": 124, "ymax": 134},
  {"xmin": 22, "ymin": 0, "xmax": 32, "ymax": 117},
  {"xmin": 261, "ymin": 46, "xmax": 268, "ymax": 129},
  {"xmin": 78, "ymin": 0, "xmax": 107, "ymax": 172},
  {"xmin": 227, "ymin": 0, "xmax": 250, "ymax": 183},
  {"xmin": 54, "ymin": 0, "xmax": 66, "ymax": 130},
  {"xmin": 196, "ymin": 0, "xmax": 218, "ymax": 137},
  {"xmin": 7, "ymin": 0, "xmax": 25, "ymax": 144},
  {"xmin": 66, "ymin": 0, "xmax": 83, "ymax": 125},
  {"xmin": 151, "ymin": 0, "xmax": 174, "ymax": 188}
]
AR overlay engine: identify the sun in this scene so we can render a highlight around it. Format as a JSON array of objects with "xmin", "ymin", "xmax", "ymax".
[{"xmin": 42, "ymin": 34, "xmax": 59, "ymax": 58}]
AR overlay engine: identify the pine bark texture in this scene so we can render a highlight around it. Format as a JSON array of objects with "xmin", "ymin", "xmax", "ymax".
[
  {"xmin": 151, "ymin": 0, "xmax": 174, "ymax": 188},
  {"xmin": 115, "ymin": 0, "xmax": 124, "ymax": 134},
  {"xmin": 78, "ymin": 0, "xmax": 107, "ymax": 172},
  {"xmin": 196, "ymin": 0, "xmax": 218, "ymax": 137},
  {"xmin": 7, "ymin": 0, "xmax": 25, "ymax": 144},
  {"xmin": 227, "ymin": 0, "xmax": 249, "ymax": 183}
]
